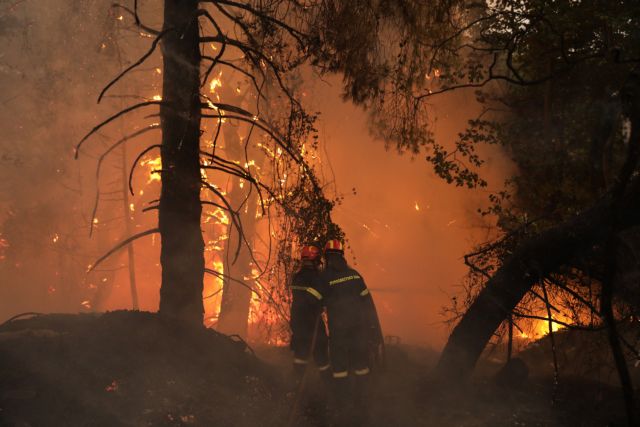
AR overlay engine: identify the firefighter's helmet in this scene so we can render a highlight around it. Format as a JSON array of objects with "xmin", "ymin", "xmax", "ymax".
[
  {"xmin": 324, "ymin": 239, "xmax": 344, "ymax": 252},
  {"xmin": 301, "ymin": 245, "xmax": 321, "ymax": 260}
]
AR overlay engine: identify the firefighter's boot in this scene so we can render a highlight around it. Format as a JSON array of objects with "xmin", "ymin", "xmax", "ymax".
[
  {"xmin": 329, "ymin": 375, "xmax": 353, "ymax": 427},
  {"xmin": 353, "ymin": 372, "xmax": 371, "ymax": 425}
]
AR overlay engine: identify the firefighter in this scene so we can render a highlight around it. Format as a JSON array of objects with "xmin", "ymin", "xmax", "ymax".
[
  {"xmin": 289, "ymin": 244, "xmax": 330, "ymax": 380},
  {"xmin": 322, "ymin": 239, "xmax": 382, "ymax": 424}
]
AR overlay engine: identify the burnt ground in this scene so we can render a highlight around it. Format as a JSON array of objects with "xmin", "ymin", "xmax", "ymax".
[{"xmin": 0, "ymin": 312, "xmax": 635, "ymax": 426}]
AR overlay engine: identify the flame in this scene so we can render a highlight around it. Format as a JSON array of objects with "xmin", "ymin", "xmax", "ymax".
[
  {"xmin": 203, "ymin": 259, "xmax": 225, "ymax": 324},
  {"xmin": 414, "ymin": 201, "xmax": 420, "ymax": 211},
  {"xmin": 204, "ymin": 207, "xmax": 229, "ymax": 225},
  {"xmin": 152, "ymin": 95, "xmax": 162, "ymax": 101},
  {"xmin": 534, "ymin": 319, "xmax": 563, "ymax": 337},
  {"xmin": 516, "ymin": 313, "xmax": 568, "ymax": 341},
  {"xmin": 209, "ymin": 72, "xmax": 223, "ymax": 94},
  {"xmin": 140, "ymin": 155, "xmax": 162, "ymax": 183}
]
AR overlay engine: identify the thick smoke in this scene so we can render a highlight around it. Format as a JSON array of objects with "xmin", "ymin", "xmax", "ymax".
[{"xmin": 0, "ymin": 1, "xmax": 512, "ymax": 350}]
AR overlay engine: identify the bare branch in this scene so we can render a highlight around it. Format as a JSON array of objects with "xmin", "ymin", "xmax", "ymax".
[
  {"xmin": 129, "ymin": 144, "xmax": 162, "ymax": 195},
  {"xmin": 87, "ymin": 228, "xmax": 159, "ymax": 273},
  {"xmin": 75, "ymin": 101, "xmax": 161, "ymax": 158},
  {"xmin": 111, "ymin": 3, "xmax": 160, "ymax": 35},
  {"xmin": 97, "ymin": 29, "xmax": 173, "ymax": 103}
]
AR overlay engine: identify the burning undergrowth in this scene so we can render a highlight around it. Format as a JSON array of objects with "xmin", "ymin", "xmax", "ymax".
[{"xmin": 0, "ymin": 311, "xmax": 283, "ymax": 426}]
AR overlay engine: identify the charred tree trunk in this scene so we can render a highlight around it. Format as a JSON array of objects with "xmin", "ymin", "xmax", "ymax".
[{"xmin": 157, "ymin": 0, "xmax": 204, "ymax": 326}]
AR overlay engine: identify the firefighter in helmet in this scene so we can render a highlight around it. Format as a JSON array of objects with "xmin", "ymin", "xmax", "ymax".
[
  {"xmin": 289, "ymin": 244, "xmax": 330, "ymax": 378},
  {"xmin": 322, "ymin": 239, "xmax": 383, "ymax": 422}
]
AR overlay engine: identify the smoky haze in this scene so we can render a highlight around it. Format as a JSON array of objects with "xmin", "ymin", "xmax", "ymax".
[
  {"xmin": 0, "ymin": 1, "xmax": 512, "ymax": 350},
  {"xmin": 309, "ymin": 79, "xmax": 512, "ymax": 348}
]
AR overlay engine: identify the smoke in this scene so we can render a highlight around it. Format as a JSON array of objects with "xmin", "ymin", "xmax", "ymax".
[
  {"xmin": 0, "ymin": 1, "xmax": 513, "ymax": 350},
  {"xmin": 0, "ymin": 0, "xmax": 163, "ymax": 317},
  {"xmin": 308, "ymin": 78, "xmax": 513, "ymax": 348}
]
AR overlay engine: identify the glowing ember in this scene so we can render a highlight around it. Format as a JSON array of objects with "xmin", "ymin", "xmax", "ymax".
[
  {"xmin": 52, "ymin": 233, "xmax": 59, "ymax": 243},
  {"xmin": 414, "ymin": 202, "xmax": 420, "ymax": 211},
  {"xmin": 81, "ymin": 300, "xmax": 92, "ymax": 309},
  {"xmin": 203, "ymin": 207, "xmax": 229, "ymax": 226},
  {"xmin": 152, "ymin": 95, "xmax": 162, "ymax": 101},
  {"xmin": 105, "ymin": 380, "xmax": 118, "ymax": 392},
  {"xmin": 209, "ymin": 73, "xmax": 223, "ymax": 93},
  {"xmin": 140, "ymin": 155, "xmax": 162, "ymax": 183},
  {"xmin": 534, "ymin": 319, "xmax": 563, "ymax": 336}
]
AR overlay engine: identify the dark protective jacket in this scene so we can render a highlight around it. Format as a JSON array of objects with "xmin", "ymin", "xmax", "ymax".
[
  {"xmin": 289, "ymin": 265, "xmax": 329, "ymax": 368},
  {"xmin": 321, "ymin": 257, "xmax": 383, "ymax": 377}
]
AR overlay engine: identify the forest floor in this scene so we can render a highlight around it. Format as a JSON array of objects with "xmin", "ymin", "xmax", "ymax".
[{"xmin": 0, "ymin": 311, "xmax": 634, "ymax": 426}]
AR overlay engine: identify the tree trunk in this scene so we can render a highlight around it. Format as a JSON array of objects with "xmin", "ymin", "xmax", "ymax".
[
  {"xmin": 438, "ymin": 76, "xmax": 640, "ymax": 381},
  {"xmin": 121, "ymin": 125, "xmax": 139, "ymax": 310},
  {"xmin": 216, "ymin": 204, "xmax": 257, "ymax": 337},
  {"xmin": 158, "ymin": 0, "xmax": 204, "ymax": 326},
  {"xmin": 216, "ymin": 121, "xmax": 259, "ymax": 338},
  {"xmin": 436, "ymin": 192, "xmax": 628, "ymax": 380}
]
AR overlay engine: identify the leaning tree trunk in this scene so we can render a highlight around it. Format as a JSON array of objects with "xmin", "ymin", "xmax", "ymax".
[
  {"xmin": 435, "ymin": 198, "xmax": 614, "ymax": 380},
  {"xmin": 438, "ymin": 76, "xmax": 640, "ymax": 382},
  {"xmin": 436, "ymin": 181, "xmax": 640, "ymax": 381},
  {"xmin": 158, "ymin": 0, "xmax": 204, "ymax": 326}
]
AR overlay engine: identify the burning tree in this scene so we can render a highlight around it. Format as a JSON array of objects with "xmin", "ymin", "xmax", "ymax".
[
  {"xmin": 226, "ymin": 0, "xmax": 639, "ymax": 422},
  {"xmin": 75, "ymin": 0, "xmax": 342, "ymax": 334}
]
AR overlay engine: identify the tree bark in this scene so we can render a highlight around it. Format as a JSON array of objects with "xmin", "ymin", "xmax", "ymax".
[
  {"xmin": 158, "ymin": 0, "xmax": 204, "ymax": 326},
  {"xmin": 216, "ymin": 120, "xmax": 259, "ymax": 338}
]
